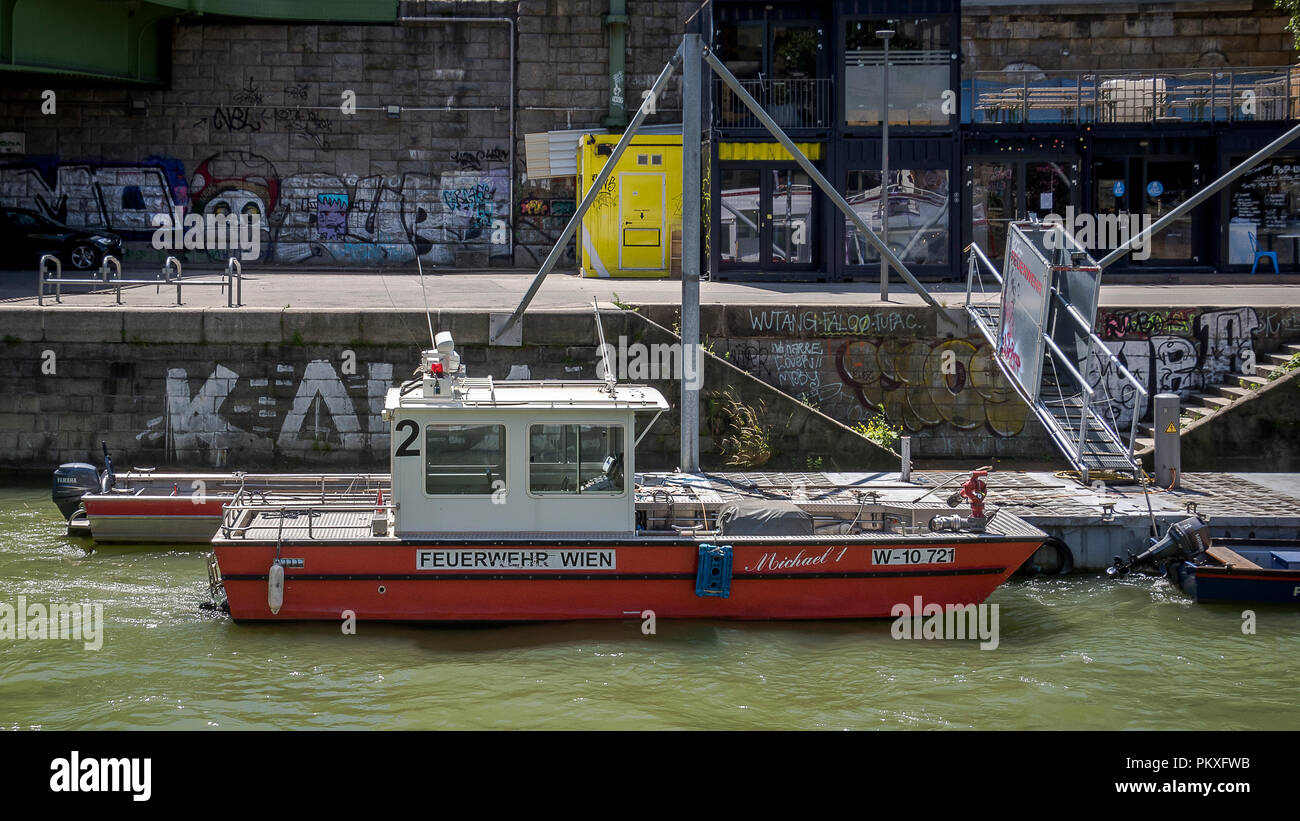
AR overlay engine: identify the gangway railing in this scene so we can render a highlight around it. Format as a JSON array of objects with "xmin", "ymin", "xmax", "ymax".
[
  {"xmin": 964, "ymin": 226, "xmax": 1146, "ymax": 482},
  {"xmin": 37, "ymin": 255, "xmax": 244, "ymax": 306}
]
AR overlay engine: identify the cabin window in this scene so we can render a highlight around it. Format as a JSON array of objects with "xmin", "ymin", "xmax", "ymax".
[
  {"xmin": 424, "ymin": 424, "xmax": 506, "ymax": 495},
  {"xmin": 528, "ymin": 423, "xmax": 625, "ymax": 495}
]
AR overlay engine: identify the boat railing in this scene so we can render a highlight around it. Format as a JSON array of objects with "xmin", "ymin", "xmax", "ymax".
[{"xmin": 219, "ymin": 492, "xmax": 395, "ymax": 540}]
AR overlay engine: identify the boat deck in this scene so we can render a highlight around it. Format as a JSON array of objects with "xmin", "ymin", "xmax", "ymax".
[
  {"xmin": 189, "ymin": 469, "xmax": 1300, "ymax": 569},
  {"xmin": 216, "ymin": 469, "xmax": 1045, "ymax": 544}
]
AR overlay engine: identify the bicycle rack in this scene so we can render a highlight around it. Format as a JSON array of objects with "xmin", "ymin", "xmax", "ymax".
[
  {"xmin": 35, "ymin": 254, "xmax": 245, "ymax": 307},
  {"xmin": 36, "ymin": 255, "xmax": 62, "ymax": 305},
  {"xmin": 99, "ymin": 255, "xmax": 123, "ymax": 304},
  {"xmin": 163, "ymin": 256, "xmax": 181, "ymax": 300},
  {"xmin": 226, "ymin": 257, "xmax": 242, "ymax": 308}
]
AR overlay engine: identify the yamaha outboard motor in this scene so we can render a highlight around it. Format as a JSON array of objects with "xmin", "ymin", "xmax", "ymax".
[
  {"xmin": 1107, "ymin": 516, "xmax": 1211, "ymax": 577},
  {"xmin": 52, "ymin": 463, "xmax": 99, "ymax": 520},
  {"xmin": 50, "ymin": 442, "xmax": 116, "ymax": 520}
]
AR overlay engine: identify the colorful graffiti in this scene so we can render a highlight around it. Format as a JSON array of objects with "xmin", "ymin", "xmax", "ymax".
[
  {"xmin": 0, "ymin": 149, "xmax": 512, "ymax": 265},
  {"xmin": 0, "ymin": 156, "xmax": 188, "ymax": 235},
  {"xmin": 723, "ymin": 306, "xmax": 1289, "ymax": 445},
  {"xmin": 518, "ymin": 198, "xmax": 577, "ymax": 218},
  {"xmin": 1098, "ymin": 308, "xmax": 1195, "ymax": 339},
  {"xmin": 316, "ymin": 194, "xmax": 348, "ymax": 241},
  {"xmin": 722, "ymin": 335, "xmax": 1030, "ymax": 436},
  {"xmin": 1088, "ymin": 307, "xmax": 1263, "ymax": 426}
]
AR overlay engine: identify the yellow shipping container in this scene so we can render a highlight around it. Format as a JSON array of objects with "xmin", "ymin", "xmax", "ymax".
[{"xmin": 577, "ymin": 133, "xmax": 683, "ymax": 278}]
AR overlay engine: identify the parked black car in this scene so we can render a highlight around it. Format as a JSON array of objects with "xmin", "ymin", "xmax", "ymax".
[{"xmin": 0, "ymin": 207, "xmax": 124, "ymax": 271}]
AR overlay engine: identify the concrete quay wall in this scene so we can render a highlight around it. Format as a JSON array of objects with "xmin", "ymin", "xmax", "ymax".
[{"xmin": 2, "ymin": 301, "xmax": 1299, "ymax": 471}]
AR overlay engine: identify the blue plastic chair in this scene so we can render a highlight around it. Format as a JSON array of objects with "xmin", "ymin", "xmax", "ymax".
[{"xmin": 1250, "ymin": 232, "xmax": 1279, "ymax": 274}]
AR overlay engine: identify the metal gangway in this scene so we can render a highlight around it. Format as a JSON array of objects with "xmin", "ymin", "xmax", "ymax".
[
  {"xmin": 965, "ymin": 221, "xmax": 1145, "ymax": 482},
  {"xmin": 37, "ymin": 254, "xmax": 243, "ymax": 306}
]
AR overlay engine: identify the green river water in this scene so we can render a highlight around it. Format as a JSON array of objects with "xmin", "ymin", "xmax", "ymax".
[{"xmin": 2, "ymin": 482, "xmax": 1298, "ymax": 731}]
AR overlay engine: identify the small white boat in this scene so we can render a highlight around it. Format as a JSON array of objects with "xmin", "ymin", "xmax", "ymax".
[{"xmin": 54, "ymin": 456, "xmax": 387, "ymax": 544}]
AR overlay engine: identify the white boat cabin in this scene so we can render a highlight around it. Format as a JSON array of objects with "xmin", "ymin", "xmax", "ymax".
[{"xmin": 381, "ymin": 334, "xmax": 669, "ymax": 536}]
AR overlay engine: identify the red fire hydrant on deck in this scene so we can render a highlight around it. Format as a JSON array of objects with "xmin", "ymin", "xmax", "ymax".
[{"xmin": 959, "ymin": 469, "xmax": 988, "ymax": 519}]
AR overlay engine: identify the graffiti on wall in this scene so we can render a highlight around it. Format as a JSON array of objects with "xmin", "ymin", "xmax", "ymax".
[
  {"xmin": 724, "ymin": 305, "xmax": 1293, "ymax": 442},
  {"xmin": 137, "ymin": 360, "xmax": 395, "ymax": 461},
  {"xmin": 450, "ymin": 147, "xmax": 507, "ymax": 171},
  {"xmin": 0, "ymin": 150, "xmax": 512, "ymax": 264},
  {"xmin": 518, "ymin": 198, "xmax": 576, "ymax": 217},
  {"xmin": 269, "ymin": 166, "xmax": 508, "ymax": 263},
  {"xmin": 1088, "ymin": 307, "xmax": 1263, "ymax": 427},
  {"xmin": 0, "ymin": 156, "xmax": 188, "ymax": 233},
  {"xmin": 722, "ymin": 333, "xmax": 1030, "ymax": 437},
  {"xmin": 746, "ymin": 308, "xmax": 922, "ymax": 336}
]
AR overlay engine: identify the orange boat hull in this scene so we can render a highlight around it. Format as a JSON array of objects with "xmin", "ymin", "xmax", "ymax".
[{"xmin": 215, "ymin": 538, "xmax": 1043, "ymax": 621}]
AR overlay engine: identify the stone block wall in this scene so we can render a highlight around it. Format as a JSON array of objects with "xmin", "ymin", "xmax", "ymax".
[
  {"xmin": 0, "ymin": 304, "xmax": 897, "ymax": 473},
  {"xmin": 0, "ymin": 0, "xmax": 693, "ymax": 272},
  {"xmin": 4, "ymin": 302, "xmax": 1299, "ymax": 471}
]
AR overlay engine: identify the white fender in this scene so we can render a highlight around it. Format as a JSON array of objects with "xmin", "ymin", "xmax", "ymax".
[{"xmin": 268, "ymin": 562, "xmax": 285, "ymax": 615}]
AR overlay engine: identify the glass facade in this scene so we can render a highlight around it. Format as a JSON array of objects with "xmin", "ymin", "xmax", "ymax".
[
  {"xmin": 720, "ymin": 168, "xmax": 761, "ymax": 264},
  {"xmin": 708, "ymin": 3, "xmax": 1290, "ymax": 278},
  {"xmin": 844, "ymin": 168, "xmax": 949, "ymax": 266},
  {"xmin": 844, "ymin": 18, "xmax": 950, "ymax": 127},
  {"xmin": 970, "ymin": 162, "xmax": 1017, "ymax": 266},
  {"xmin": 1227, "ymin": 157, "xmax": 1300, "ymax": 267},
  {"xmin": 720, "ymin": 166, "xmax": 815, "ymax": 266}
]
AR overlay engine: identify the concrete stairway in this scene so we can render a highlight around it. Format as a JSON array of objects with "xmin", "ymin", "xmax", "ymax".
[{"xmin": 1134, "ymin": 342, "xmax": 1300, "ymax": 454}]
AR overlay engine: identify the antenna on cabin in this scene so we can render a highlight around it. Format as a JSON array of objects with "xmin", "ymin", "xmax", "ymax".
[
  {"xmin": 416, "ymin": 256, "xmax": 436, "ymax": 351},
  {"xmin": 593, "ymin": 299, "xmax": 616, "ymax": 394}
]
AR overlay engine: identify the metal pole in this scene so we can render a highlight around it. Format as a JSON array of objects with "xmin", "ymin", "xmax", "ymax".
[
  {"xmin": 878, "ymin": 30, "xmax": 893, "ymax": 301},
  {"xmin": 494, "ymin": 45, "xmax": 684, "ymax": 341},
  {"xmin": 681, "ymin": 33, "xmax": 702, "ymax": 473},
  {"xmin": 1097, "ymin": 117, "xmax": 1300, "ymax": 268},
  {"xmin": 703, "ymin": 47, "xmax": 944, "ymax": 310}
]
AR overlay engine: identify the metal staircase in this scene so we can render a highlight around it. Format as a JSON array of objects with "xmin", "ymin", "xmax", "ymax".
[{"xmin": 964, "ymin": 225, "xmax": 1146, "ymax": 481}]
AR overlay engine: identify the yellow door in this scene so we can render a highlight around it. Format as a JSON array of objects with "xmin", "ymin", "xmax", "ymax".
[{"xmin": 619, "ymin": 172, "xmax": 665, "ymax": 270}]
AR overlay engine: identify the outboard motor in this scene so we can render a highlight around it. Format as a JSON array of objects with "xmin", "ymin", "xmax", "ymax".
[
  {"xmin": 51, "ymin": 442, "xmax": 117, "ymax": 520},
  {"xmin": 1107, "ymin": 516, "xmax": 1210, "ymax": 577},
  {"xmin": 52, "ymin": 463, "xmax": 99, "ymax": 520}
]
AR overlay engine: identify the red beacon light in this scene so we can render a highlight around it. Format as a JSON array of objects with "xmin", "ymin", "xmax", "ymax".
[{"xmin": 430, "ymin": 361, "xmax": 444, "ymax": 376}]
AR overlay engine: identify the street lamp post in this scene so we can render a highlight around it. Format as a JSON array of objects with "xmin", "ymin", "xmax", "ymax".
[{"xmin": 877, "ymin": 29, "xmax": 894, "ymax": 302}]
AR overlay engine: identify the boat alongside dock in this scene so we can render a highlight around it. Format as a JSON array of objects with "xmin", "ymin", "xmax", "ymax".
[
  {"xmin": 207, "ymin": 333, "xmax": 1047, "ymax": 622},
  {"xmin": 1168, "ymin": 539, "xmax": 1300, "ymax": 604}
]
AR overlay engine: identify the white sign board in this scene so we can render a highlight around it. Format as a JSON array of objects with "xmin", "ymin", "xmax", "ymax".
[
  {"xmin": 416, "ymin": 549, "xmax": 616, "ymax": 571},
  {"xmin": 998, "ymin": 225, "xmax": 1051, "ymax": 400}
]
